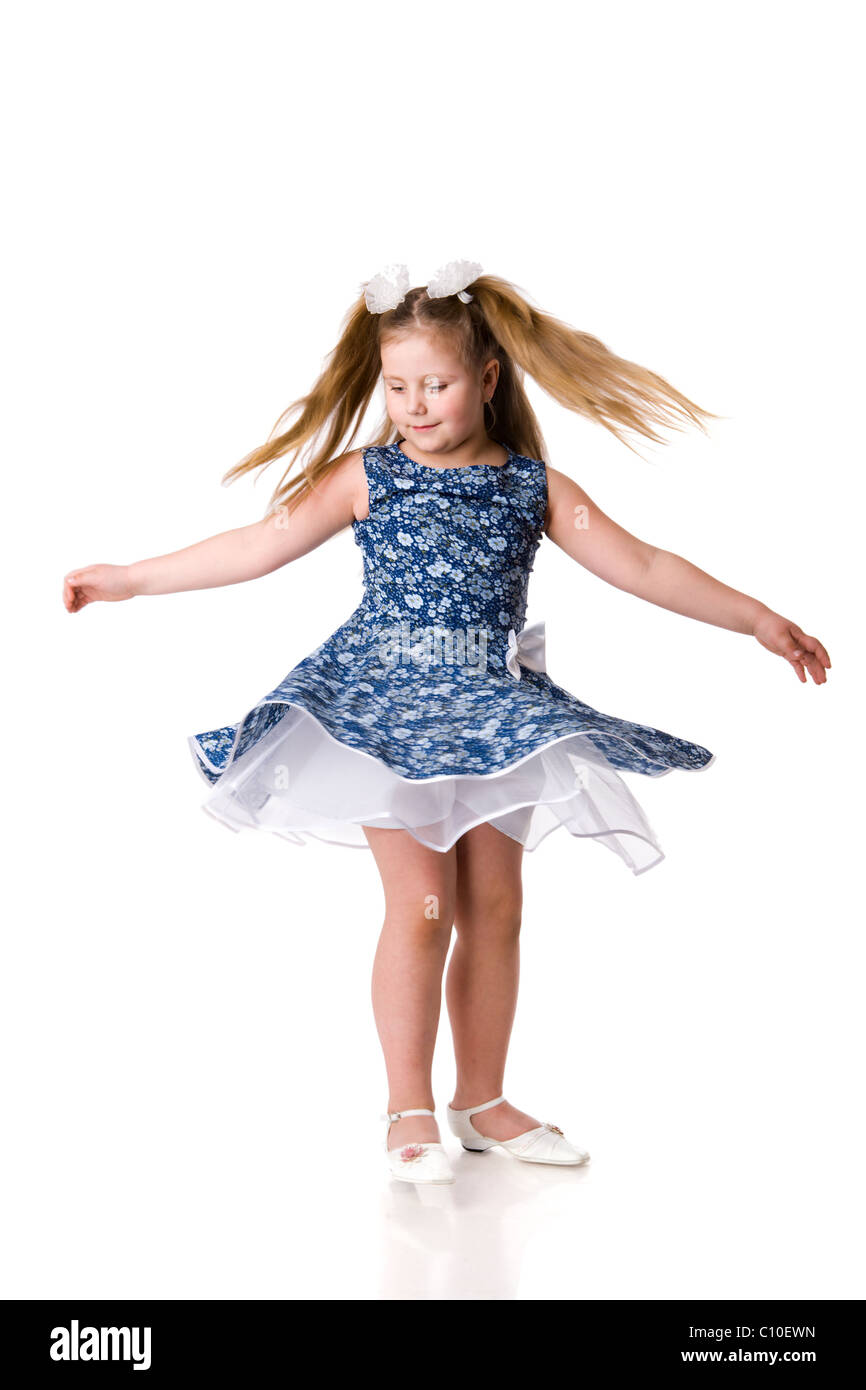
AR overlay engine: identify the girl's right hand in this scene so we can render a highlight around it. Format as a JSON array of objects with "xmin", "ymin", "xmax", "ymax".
[{"xmin": 63, "ymin": 564, "xmax": 135, "ymax": 613}]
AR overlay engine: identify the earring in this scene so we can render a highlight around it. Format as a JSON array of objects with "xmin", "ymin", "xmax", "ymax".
[{"xmin": 485, "ymin": 398, "xmax": 497, "ymax": 429}]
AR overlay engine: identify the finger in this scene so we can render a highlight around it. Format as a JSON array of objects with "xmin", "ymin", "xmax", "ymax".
[
  {"xmin": 794, "ymin": 636, "xmax": 831, "ymax": 676},
  {"xmin": 805, "ymin": 654, "xmax": 828, "ymax": 685},
  {"xmin": 808, "ymin": 637, "xmax": 831, "ymax": 669},
  {"xmin": 794, "ymin": 630, "xmax": 831, "ymax": 669},
  {"xmin": 788, "ymin": 656, "xmax": 806, "ymax": 683}
]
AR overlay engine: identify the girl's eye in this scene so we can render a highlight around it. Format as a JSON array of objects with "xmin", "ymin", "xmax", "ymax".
[{"xmin": 387, "ymin": 384, "xmax": 447, "ymax": 394}]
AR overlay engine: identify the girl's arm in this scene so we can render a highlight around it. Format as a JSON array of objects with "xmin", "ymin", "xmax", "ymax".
[
  {"xmin": 544, "ymin": 465, "xmax": 831, "ymax": 685},
  {"xmin": 64, "ymin": 452, "xmax": 365, "ymax": 613}
]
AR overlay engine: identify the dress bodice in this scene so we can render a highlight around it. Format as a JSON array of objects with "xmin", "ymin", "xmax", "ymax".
[{"xmin": 351, "ymin": 443, "xmax": 548, "ymax": 674}]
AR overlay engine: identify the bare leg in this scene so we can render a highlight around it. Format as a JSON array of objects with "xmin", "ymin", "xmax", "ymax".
[
  {"xmin": 364, "ymin": 825, "xmax": 457, "ymax": 1150},
  {"xmin": 446, "ymin": 822, "xmax": 543, "ymax": 1141}
]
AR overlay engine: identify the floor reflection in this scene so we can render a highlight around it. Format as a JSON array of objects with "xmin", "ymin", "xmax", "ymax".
[{"xmin": 377, "ymin": 1147, "xmax": 591, "ymax": 1300}]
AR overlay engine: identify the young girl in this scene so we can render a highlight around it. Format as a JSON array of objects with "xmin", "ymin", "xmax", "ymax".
[{"xmin": 63, "ymin": 261, "xmax": 831, "ymax": 1188}]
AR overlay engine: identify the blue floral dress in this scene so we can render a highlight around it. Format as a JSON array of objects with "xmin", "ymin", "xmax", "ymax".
[{"xmin": 189, "ymin": 441, "xmax": 714, "ymax": 874}]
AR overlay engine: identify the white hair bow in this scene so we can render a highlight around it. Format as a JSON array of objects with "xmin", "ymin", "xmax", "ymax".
[
  {"xmin": 362, "ymin": 260, "xmax": 483, "ymax": 314},
  {"xmin": 505, "ymin": 620, "xmax": 548, "ymax": 681}
]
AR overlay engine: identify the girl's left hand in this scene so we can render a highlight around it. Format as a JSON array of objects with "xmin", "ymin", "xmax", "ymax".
[{"xmin": 752, "ymin": 611, "xmax": 831, "ymax": 685}]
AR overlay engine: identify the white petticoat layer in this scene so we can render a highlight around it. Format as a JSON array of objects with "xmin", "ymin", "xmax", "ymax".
[{"xmin": 189, "ymin": 703, "xmax": 711, "ymax": 875}]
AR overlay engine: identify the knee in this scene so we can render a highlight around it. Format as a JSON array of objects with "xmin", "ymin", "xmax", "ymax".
[
  {"xmin": 384, "ymin": 890, "xmax": 456, "ymax": 933},
  {"xmin": 417, "ymin": 890, "xmax": 456, "ymax": 931},
  {"xmin": 455, "ymin": 890, "xmax": 523, "ymax": 939}
]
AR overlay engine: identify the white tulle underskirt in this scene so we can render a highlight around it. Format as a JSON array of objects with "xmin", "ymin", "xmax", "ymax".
[{"xmin": 190, "ymin": 703, "xmax": 715, "ymax": 875}]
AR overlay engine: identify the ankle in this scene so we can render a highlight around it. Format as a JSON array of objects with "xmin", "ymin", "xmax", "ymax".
[
  {"xmin": 387, "ymin": 1101, "xmax": 436, "ymax": 1116},
  {"xmin": 386, "ymin": 1112, "xmax": 440, "ymax": 1148},
  {"xmin": 450, "ymin": 1091, "xmax": 505, "ymax": 1110}
]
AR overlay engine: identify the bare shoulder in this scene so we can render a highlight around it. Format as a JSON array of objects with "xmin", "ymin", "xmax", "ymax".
[
  {"xmin": 542, "ymin": 462, "xmax": 589, "ymax": 534},
  {"xmin": 330, "ymin": 447, "xmax": 369, "ymax": 523},
  {"xmin": 295, "ymin": 447, "xmax": 368, "ymax": 523},
  {"xmin": 544, "ymin": 461, "xmax": 585, "ymax": 499}
]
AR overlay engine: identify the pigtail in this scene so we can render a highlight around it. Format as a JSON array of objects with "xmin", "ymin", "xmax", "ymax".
[
  {"xmin": 471, "ymin": 275, "xmax": 722, "ymax": 460},
  {"xmin": 221, "ymin": 292, "xmax": 385, "ymax": 518}
]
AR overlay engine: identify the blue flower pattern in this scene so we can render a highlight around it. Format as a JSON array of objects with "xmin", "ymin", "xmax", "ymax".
[{"xmin": 189, "ymin": 443, "xmax": 714, "ymax": 787}]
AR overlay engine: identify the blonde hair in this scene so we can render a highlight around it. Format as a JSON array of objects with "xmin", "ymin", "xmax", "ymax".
[{"xmin": 222, "ymin": 272, "xmax": 722, "ymax": 519}]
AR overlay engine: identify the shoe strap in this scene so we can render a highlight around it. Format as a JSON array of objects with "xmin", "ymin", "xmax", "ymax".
[
  {"xmin": 454, "ymin": 1095, "xmax": 505, "ymax": 1116},
  {"xmin": 381, "ymin": 1107, "xmax": 436, "ymax": 1122}
]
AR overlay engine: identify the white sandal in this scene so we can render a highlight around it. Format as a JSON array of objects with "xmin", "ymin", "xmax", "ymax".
[
  {"xmin": 446, "ymin": 1095, "xmax": 590, "ymax": 1166},
  {"xmin": 382, "ymin": 1106, "xmax": 456, "ymax": 1185}
]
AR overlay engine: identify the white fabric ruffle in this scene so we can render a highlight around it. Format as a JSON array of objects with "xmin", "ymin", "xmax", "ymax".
[{"xmin": 189, "ymin": 702, "xmax": 700, "ymax": 876}]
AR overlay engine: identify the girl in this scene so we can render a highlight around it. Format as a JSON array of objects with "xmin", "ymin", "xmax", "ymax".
[{"xmin": 63, "ymin": 261, "xmax": 831, "ymax": 1187}]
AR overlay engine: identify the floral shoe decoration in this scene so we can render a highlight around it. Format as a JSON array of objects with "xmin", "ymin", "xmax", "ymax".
[
  {"xmin": 381, "ymin": 1107, "xmax": 456, "ymax": 1185},
  {"xmin": 399, "ymin": 1143, "xmax": 427, "ymax": 1163}
]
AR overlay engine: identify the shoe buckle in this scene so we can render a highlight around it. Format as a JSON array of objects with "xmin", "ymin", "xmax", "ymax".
[{"xmin": 544, "ymin": 1122, "xmax": 564, "ymax": 1136}]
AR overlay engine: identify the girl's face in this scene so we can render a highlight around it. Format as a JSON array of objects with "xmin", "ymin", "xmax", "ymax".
[{"xmin": 380, "ymin": 331, "xmax": 499, "ymax": 456}]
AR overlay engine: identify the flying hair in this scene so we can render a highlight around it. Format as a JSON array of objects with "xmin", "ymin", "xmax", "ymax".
[{"xmin": 221, "ymin": 272, "xmax": 722, "ymax": 519}]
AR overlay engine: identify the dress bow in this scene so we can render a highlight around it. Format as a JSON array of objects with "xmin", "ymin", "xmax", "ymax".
[{"xmin": 505, "ymin": 620, "xmax": 548, "ymax": 680}]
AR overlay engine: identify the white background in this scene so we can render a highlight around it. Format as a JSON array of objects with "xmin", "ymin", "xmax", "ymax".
[{"xmin": 4, "ymin": 0, "xmax": 862, "ymax": 1300}]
